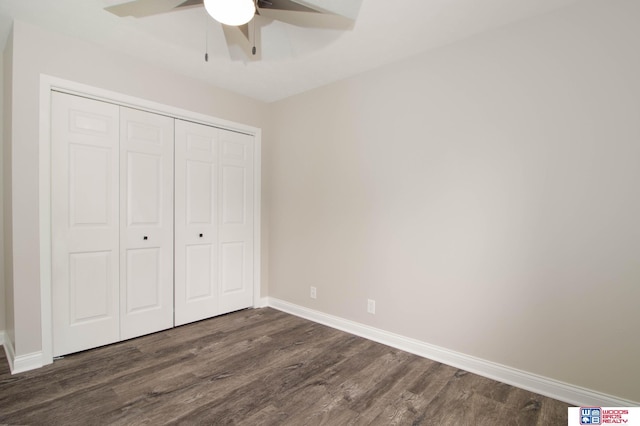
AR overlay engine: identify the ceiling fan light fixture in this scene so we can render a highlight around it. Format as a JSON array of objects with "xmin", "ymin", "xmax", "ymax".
[{"xmin": 204, "ymin": 0, "xmax": 256, "ymax": 26}]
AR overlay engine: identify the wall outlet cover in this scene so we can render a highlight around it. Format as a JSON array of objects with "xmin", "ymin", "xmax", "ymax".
[{"xmin": 367, "ymin": 299, "xmax": 375, "ymax": 314}]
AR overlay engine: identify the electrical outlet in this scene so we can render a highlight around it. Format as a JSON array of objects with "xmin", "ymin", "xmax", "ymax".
[
  {"xmin": 367, "ymin": 299, "xmax": 376, "ymax": 314},
  {"xmin": 310, "ymin": 286, "xmax": 317, "ymax": 299}
]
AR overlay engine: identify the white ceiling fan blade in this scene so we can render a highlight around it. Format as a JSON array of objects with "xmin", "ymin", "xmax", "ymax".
[
  {"xmin": 257, "ymin": 0, "xmax": 319, "ymax": 13},
  {"xmin": 292, "ymin": 0, "xmax": 364, "ymax": 20},
  {"xmin": 105, "ymin": 0, "xmax": 191, "ymax": 18},
  {"xmin": 222, "ymin": 21, "xmax": 261, "ymax": 61},
  {"xmin": 257, "ymin": 8, "xmax": 353, "ymax": 30}
]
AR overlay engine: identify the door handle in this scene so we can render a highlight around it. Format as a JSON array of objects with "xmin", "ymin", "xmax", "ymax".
[{"xmin": 199, "ymin": 233, "xmax": 203, "ymax": 238}]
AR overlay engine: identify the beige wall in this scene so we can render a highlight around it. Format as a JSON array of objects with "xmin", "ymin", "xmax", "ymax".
[
  {"xmin": 2, "ymin": 30, "xmax": 13, "ymax": 345},
  {"xmin": 6, "ymin": 20, "xmax": 269, "ymax": 356},
  {"xmin": 267, "ymin": 0, "xmax": 640, "ymax": 402},
  {"xmin": 0, "ymin": 36, "xmax": 5, "ymax": 335}
]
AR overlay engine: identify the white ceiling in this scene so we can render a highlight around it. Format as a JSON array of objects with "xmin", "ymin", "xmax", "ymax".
[{"xmin": 0, "ymin": 0, "xmax": 580, "ymax": 102}]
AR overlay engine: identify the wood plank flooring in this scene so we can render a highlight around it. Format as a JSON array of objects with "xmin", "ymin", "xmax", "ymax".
[{"xmin": 0, "ymin": 308, "xmax": 569, "ymax": 425}]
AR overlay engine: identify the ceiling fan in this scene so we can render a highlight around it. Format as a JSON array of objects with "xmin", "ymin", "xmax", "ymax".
[{"xmin": 104, "ymin": 0, "xmax": 362, "ymax": 61}]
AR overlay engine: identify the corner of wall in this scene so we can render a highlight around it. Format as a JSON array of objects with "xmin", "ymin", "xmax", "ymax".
[
  {"xmin": 0, "ymin": 21, "xmax": 6, "ymax": 336},
  {"xmin": 1, "ymin": 332, "xmax": 42, "ymax": 374},
  {"xmin": 2, "ymin": 22, "xmax": 14, "ymax": 353}
]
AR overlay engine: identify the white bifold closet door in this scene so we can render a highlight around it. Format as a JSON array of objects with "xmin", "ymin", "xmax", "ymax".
[
  {"xmin": 52, "ymin": 93, "xmax": 174, "ymax": 356},
  {"xmin": 119, "ymin": 107, "xmax": 174, "ymax": 340},
  {"xmin": 52, "ymin": 92, "xmax": 255, "ymax": 355},
  {"xmin": 174, "ymin": 120, "xmax": 254, "ymax": 326},
  {"xmin": 52, "ymin": 93, "xmax": 120, "ymax": 356},
  {"xmin": 218, "ymin": 128, "xmax": 254, "ymax": 313}
]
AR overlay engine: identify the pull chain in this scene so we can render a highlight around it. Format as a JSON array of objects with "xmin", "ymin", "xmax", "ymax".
[
  {"xmin": 252, "ymin": 0, "xmax": 257, "ymax": 55},
  {"xmin": 204, "ymin": 10, "xmax": 209, "ymax": 62}
]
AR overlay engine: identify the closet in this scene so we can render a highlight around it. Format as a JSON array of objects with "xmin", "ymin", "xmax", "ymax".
[{"xmin": 51, "ymin": 91, "xmax": 255, "ymax": 357}]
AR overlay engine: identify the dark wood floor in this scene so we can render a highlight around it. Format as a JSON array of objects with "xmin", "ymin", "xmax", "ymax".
[{"xmin": 0, "ymin": 308, "xmax": 568, "ymax": 425}]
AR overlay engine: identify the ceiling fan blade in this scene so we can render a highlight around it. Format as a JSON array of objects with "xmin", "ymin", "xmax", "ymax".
[
  {"xmin": 257, "ymin": 0, "xmax": 320, "ymax": 13},
  {"xmin": 174, "ymin": 0, "xmax": 204, "ymax": 10},
  {"xmin": 293, "ymin": 0, "xmax": 363, "ymax": 20},
  {"xmin": 105, "ymin": 0, "xmax": 195, "ymax": 18},
  {"xmin": 222, "ymin": 23, "xmax": 261, "ymax": 61},
  {"xmin": 257, "ymin": 8, "xmax": 353, "ymax": 30}
]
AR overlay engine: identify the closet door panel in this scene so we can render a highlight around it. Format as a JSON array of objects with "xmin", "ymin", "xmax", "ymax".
[
  {"xmin": 52, "ymin": 92, "xmax": 120, "ymax": 356},
  {"xmin": 127, "ymin": 152, "xmax": 162, "ymax": 224},
  {"xmin": 126, "ymin": 248, "xmax": 161, "ymax": 312},
  {"xmin": 174, "ymin": 120, "xmax": 219, "ymax": 326},
  {"xmin": 219, "ymin": 130, "xmax": 254, "ymax": 313},
  {"xmin": 120, "ymin": 107, "xmax": 174, "ymax": 340}
]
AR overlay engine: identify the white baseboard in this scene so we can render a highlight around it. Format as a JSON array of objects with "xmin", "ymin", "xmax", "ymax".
[
  {"xmin": 267, "ymin": 297, "xmax": 638, "ymax": 407},
  {"xmin": 3, "ymin": 335, "xmax": 16, "ymax": 372},
  {"xmin": 254, "ymin": 297, "xmax": 269, "ymax": 308},
  {"xmin": 2, "ymin": 335, "xmax": 44, "ymax": 375},
  {"xmin": 13, "ymin": 351, "xmax": 44, "ymax": 374}
]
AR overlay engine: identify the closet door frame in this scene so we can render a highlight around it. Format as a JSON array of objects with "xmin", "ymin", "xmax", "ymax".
[{"xmin": 38, "ymin": 75, "xmax": 262, "ymax": 368}]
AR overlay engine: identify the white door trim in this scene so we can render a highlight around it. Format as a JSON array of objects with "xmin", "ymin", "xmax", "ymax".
[{"xmin": 39, "ymin": 74, "xmax": 262, "ymax": 366}]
